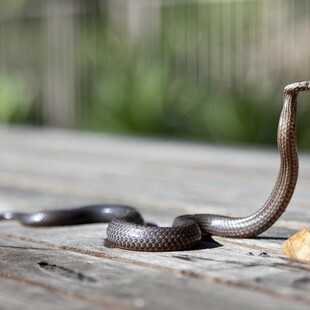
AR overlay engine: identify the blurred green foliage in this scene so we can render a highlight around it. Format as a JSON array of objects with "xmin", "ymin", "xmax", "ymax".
[
  {"xmin": 0, "ymin": 74, "xmax": 35, "ymax": 123},
  {"xmin": 78, "ymin": 5, "xmax": 282, "ymax": 146},
  {"xmin": 1, "ymin": 0, "xmax": 310, "ymax": 149}
]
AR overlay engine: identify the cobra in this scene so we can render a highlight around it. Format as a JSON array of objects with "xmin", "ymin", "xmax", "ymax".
[{"xmin": 1, "ymin": 81, "xmax": 309, "ymax": 251}]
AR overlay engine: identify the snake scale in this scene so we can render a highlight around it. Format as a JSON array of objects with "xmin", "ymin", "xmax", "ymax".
[{"xmin": 1, "ymin": 81, "xmax": 309, "ymax": 251}]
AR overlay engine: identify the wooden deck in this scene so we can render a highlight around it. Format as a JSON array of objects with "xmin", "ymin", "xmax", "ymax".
[{"xmin": 0, "ymin": 127, "xmax": 309, "ymax": 310}]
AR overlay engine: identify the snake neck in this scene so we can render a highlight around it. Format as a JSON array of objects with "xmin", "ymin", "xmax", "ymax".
[
  {"xmin": 199, "ymin": 82, "xmax": 310, "ymax": 238},
  {"xmin": 251, "ymin": 91, "xmax": 299, "ymax": 223},
  {"xmin": 241, "ymin": 82, "xmax": 310, "ymax": 236}
]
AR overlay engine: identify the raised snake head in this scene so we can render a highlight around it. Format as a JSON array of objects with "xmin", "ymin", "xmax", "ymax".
[{"xmin": 284, "ymin": 81, "xmax": 310, "ymax": 95}]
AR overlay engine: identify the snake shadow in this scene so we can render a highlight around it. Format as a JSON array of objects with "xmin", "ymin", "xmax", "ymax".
[
  {"xmin": 195, "ymin": 236, "xmax": 223, "ymax": 250},
  {"xmin": 254, "ymin": 236, "xmax": 288, "ymax": 241},
  {"xmin": 254, "ymin": 228, "xmax": 298, "ymax": 241}
]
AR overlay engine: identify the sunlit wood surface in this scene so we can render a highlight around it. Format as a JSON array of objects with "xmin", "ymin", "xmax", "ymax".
[{"xmin": 0, "ymin": 127, "xmax": 309, "ymax": 310}]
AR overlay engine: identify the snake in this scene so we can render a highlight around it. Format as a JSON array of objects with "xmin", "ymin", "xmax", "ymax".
[{"xmin": 1, "ymin": 81, "xmax": 309, "ymax": 251}]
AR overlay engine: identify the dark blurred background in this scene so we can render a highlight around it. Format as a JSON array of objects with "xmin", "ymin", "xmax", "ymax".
[{"xmin": 1, "ymin": 0, "xmax": 310, "ymax": 147}]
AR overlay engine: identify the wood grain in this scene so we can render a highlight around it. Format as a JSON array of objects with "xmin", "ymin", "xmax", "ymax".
[{"xmin": 0, "ymin": 127, "xmax": 309, "ymax": 309}]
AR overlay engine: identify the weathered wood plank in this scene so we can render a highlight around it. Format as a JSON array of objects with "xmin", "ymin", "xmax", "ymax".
[
  {"xmin": 1, "ymin": 222, "xmax": 309, "ymax": 304},
  {"xmin": 0, "ymin": 281, "xmax": 95, "ymax": 310},
  {"xmin": 0, "ymin": 127, "xmax": 309, "ymax": 220},
  {"xmin": 1, "ymin": 235, "xmax": 309, "ymax": 310},
  {"xmin": 0, "ymin": 127, "xmax": 309, "ymax": 309}
]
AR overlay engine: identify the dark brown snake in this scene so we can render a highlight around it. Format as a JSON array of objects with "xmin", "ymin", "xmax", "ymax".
[{"xmin": 1, "ymin": 81, "xmax": 309, "ymax": 251}]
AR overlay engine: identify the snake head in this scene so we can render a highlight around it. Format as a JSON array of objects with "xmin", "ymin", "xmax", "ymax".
[{"xmin": 284, "ymin": 81, "xmax": 310, "ymax": 95}]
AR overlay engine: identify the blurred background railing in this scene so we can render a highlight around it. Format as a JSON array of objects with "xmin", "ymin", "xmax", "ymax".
[{"xmin": 1, "ymin": 0, "xmax": 310, "ymax": 147}]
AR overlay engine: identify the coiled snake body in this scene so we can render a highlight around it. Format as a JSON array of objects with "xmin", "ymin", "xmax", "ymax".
[{"xmin": 1, "ymin": 81, "xmax": 309, "ymax": 251}]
